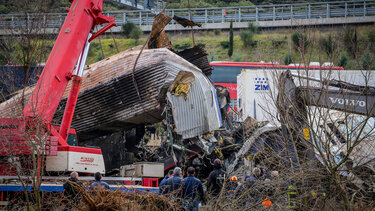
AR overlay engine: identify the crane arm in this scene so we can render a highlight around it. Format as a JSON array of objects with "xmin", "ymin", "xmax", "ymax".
[
  {"xmin": 23, "ymin": 0, "xmax": 116, "ymax": 123},
  {"xmin": 297, "ymin": 87, "xmax": 375, "ymax": 117},
  {"xmin": 277, "ymin": 70, "xmax": 375, "ymax": 143}
]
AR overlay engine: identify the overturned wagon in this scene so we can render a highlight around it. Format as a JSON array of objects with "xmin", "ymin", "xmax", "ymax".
[{"xmin": 0, "ymin": 47, "xmax": 221, "ymax": 142}]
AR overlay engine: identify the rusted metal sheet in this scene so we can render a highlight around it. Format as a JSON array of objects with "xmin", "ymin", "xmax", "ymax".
[{"xmin": 148, "ymin": 12, "xmax": 172, "ymax": 49}]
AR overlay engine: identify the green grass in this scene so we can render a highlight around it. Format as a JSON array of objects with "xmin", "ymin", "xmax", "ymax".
[
  {"xmin": 86, "ymin": 38, "xmax": 146, "ymax": 64},
  {"xmin": 29, "ymin": 25, "xmax": 374, "ymax": 70}
]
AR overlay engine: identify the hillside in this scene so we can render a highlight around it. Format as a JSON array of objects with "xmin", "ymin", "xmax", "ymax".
[{"xmin": 85, "ymin": 25, "xmax": 375, "ymax": 70}]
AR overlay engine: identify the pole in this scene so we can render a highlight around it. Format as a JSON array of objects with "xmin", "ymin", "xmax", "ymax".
[{"xmin": 187, "ymin": 0, "xmax": 195, "ymax": 45}]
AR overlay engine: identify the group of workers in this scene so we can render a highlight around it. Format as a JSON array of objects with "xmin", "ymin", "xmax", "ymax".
[
  {"xmin": 63, "ymin": 160, "xmax": 283, "ymax": 210},
  {"xmin": 160, "ymin": 159, "xmax": 283, "ymax": 210},
  {"xmin": 160, "ymin": 166, "xmax": 204, "ymax": 211},
  {"xmin": 63, "ymin": 171, "xmax": 110, "ymax": 210},
  {"xmin": 159, "ymin": 158, "xmax": 228, "ymax": 210}
]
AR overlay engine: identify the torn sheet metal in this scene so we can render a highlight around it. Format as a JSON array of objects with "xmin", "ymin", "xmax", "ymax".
[
  {"xmin": 167, "ymin": 68, "xmax": 222, "ymax": 139},
  {"xmin": 148, "ymin": 12, "xmax": 172, "ymax": 49},
  {"xmin": 227, "ymin": 125, "xmax": 279, "ymax": 173},
  {"xmin": 173, "ymin": 15, "xmax": 202, "ymax": 27},
  {"xmin": 175, "ymin": 45, "xmax": 212, "ymax": 77}
]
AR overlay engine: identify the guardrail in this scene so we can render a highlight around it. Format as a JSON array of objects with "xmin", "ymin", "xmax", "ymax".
[{"xmin": 0, "ymin": 0, "xmax": 374, "ymax": 30}]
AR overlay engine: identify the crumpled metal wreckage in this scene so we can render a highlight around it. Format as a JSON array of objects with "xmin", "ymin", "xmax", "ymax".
[{"xmin": 0, "ymin": 11, "xmax": 274, "ymax": 178}]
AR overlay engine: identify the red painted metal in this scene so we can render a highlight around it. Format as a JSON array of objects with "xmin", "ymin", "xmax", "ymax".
[
  {"xmin": 23, "ymin": 0, "xmax": 115, "ymax": 123},
  {"xmin": 142, "ymin": 178, "xmax": 159, "ymax": 187},
  {"xmin": 60, "ymin": 76, "xmax": 82, "ymax": 140},
  {"xmin": 58, "ymin": 145, "xmax": 102, "ymax": 154},
  {"xmin": 215, "ymin": 83, "xmax": 237, "ymax": 99}
]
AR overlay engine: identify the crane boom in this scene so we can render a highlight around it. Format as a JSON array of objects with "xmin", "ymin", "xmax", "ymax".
[
  {"xmin": 23, "ymin": 0, "xmax": 114, "ymax": 123},
  {"xmin": 277, "ymin": 70, "xmax": 375, "ymax": 143}
]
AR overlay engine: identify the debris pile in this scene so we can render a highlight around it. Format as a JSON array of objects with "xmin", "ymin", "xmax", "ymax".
[{"xmin": 75, "ymin": 186, "xmax": 183, "ymax": 211}]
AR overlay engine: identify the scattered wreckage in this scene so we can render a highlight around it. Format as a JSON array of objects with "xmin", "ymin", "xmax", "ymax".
[{"xmin": 1, "ymin": 11, "xmax": 374, "ymax": 193}]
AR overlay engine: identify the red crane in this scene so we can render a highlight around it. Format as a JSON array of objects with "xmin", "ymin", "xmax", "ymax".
[{"xmin": 0, "ymin": 0, "xmax": 116, "ymax": 175}]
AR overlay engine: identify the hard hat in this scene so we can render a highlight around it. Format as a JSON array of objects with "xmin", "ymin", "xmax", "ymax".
[{"xmin": 230, "ymin": 176, "xmax": 238, "ymax": 181}]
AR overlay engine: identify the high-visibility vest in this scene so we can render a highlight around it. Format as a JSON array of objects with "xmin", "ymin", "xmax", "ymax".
[
  {"xmin": 262, "ymin": 196, "xmax": 272, "ymax": 208},
  {"xmin": 287, "ymin": 185, "xmax": 297, "ymax": 208}
]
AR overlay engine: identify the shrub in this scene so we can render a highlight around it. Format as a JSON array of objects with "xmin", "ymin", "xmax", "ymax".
[
  {"xmin": 361, "ymin": 51, "xmax": 375, "ymax": 70},
  {"xmin": 248, "ymin": 22, "xmax": 259, "ymax": 34},
  {"xmin": 121, "ymin": 22, "xmax": 137, "ymax": 38},
  {"xmin": 228, "ymin": 21, "xmax": 234, "ymax": 57},
  {"xmin": 272, "ymin": 40, "xmax": 287, "ymax": 48},
  {"xmin": 284, "ymin": 52, "xmax": 293, "ymax": 65},
  {"xmin": 220, "ymin": 41, "xmax": 230, "ymax": 48},
  {"xmin": 210, "ymin": 50, "xmax": 216, "ymax": 61},
  {"xmin": 338, "ymin": 52, "xmax": 348, "ymax": 68},
  {"xmin": 130, "ymin": 26, "xmax": 142, "ymax": 41},
  {"xmin": 368, "ymin": 29, "xmax": 375, "ymax": 52},
  {"xmin": 234, "ymin": 55, "xmax": 242, "ymax": 62},
  {"xmin": 320, "ymin": 34, "xmax": 336, "ymax": 57},
  {"xmin": 96, "ymin": 52, "xmax": 103, "ymax": 62},
  {"xmin": 292, "ymin": 31, "xmax": 309, "ymax": 52},
  {"xmin": 214, "ymin": 29, "xmax": 221, "ymax": 35},
  {"xmin": 198, "ymin": 42, "xmax": 206, "ymax": 48},
  {"xmin": 240, "ymin": 31, "xmax": 255, "ymax": 47},
  {"xmin": 343, "ymin": 27, "xmax": 358, "ymax": 58}
]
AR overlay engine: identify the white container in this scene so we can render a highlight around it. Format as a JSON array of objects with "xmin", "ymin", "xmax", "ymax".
[
  {"xmin": 119, "ymin": 164, "xmax": 136, "ymax": 177},
  {"xmin": 237, "ymin": 68, "xmax": 375, "ymax": 123},
  {"xmin": 134, "ymin": 162, "xmax": 164, "ymax": 178}
]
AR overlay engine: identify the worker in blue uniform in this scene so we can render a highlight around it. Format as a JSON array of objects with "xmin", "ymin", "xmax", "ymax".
[{"xmin": 182, "ymin": 167, "xmax": 204, "ymax": 211}]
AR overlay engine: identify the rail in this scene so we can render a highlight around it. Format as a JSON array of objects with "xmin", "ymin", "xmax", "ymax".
[{"xmin": 0, "ymin": 0, "xmax": 374, "ymax": 29}]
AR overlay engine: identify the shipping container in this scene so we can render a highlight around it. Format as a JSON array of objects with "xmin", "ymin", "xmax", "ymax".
[{"xmin": 237, "ymin": 68, "xmax": 375, "ymax": 123}]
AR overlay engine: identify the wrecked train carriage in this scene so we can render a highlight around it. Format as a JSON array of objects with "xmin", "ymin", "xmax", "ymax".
[
  {"xmin": 0, "ymin": 48, "xmax": 219, "ymax": 139},
  {"xmin": 54, "ymin": 47, "xmax": 220, "ymax": 141},
  {"xmin": 0, "ymin": 47, "xmax": 223, "ymax": 172}
]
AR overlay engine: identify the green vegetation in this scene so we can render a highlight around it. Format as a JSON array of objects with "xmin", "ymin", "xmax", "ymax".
[
  {"xmin": 1, "ymin": 25, "xmax": 373, "ymax": 71},
  {"xmin": 228, "ymin": 22, "xmax": 234, "ymax": 58},
  {"xmin": 240, "ymin": 22, "xmax": 259, "ymax": 47},
  {"xmin": 82, "ymin": 26, "xmax": 374, "ymax": 70},
  {"xmin": 168, "ymin": 0, "xmax": 254, "ymax": 9},
  {"xmin": 86, "ymin": 38, "xmax": 146, "ymax": 64},
  {"xmin": 220, "ymin": 41, "xmax": 230, "ymax": 49},
  {"xmin": 338, "ymin": 52, "xmax": 348, "ymax": 68},
  {"xmin": 284, "ymin": 52, "xmax": 293, "ymax": 65},
  {"xmin": 240, "ymin": 31, "xmax": 254, "ymax": 47},
  {"xmin": 343, "ymin": 27, "xmax": 358, "ymax": 58},
  {"xmin": 319, "ymin": 33, "xmax": 337, "ymax": 58},
  {"xmin": 291, "ymin": 31, "xmax": 309, "ymax": 53},
  {"xmin": 361, "ymin": 51, "xmax": 375, "ymax": 70},
  {"xmin": 121, "ymin": 22, "xmax": 143, "ymax": 40}
]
